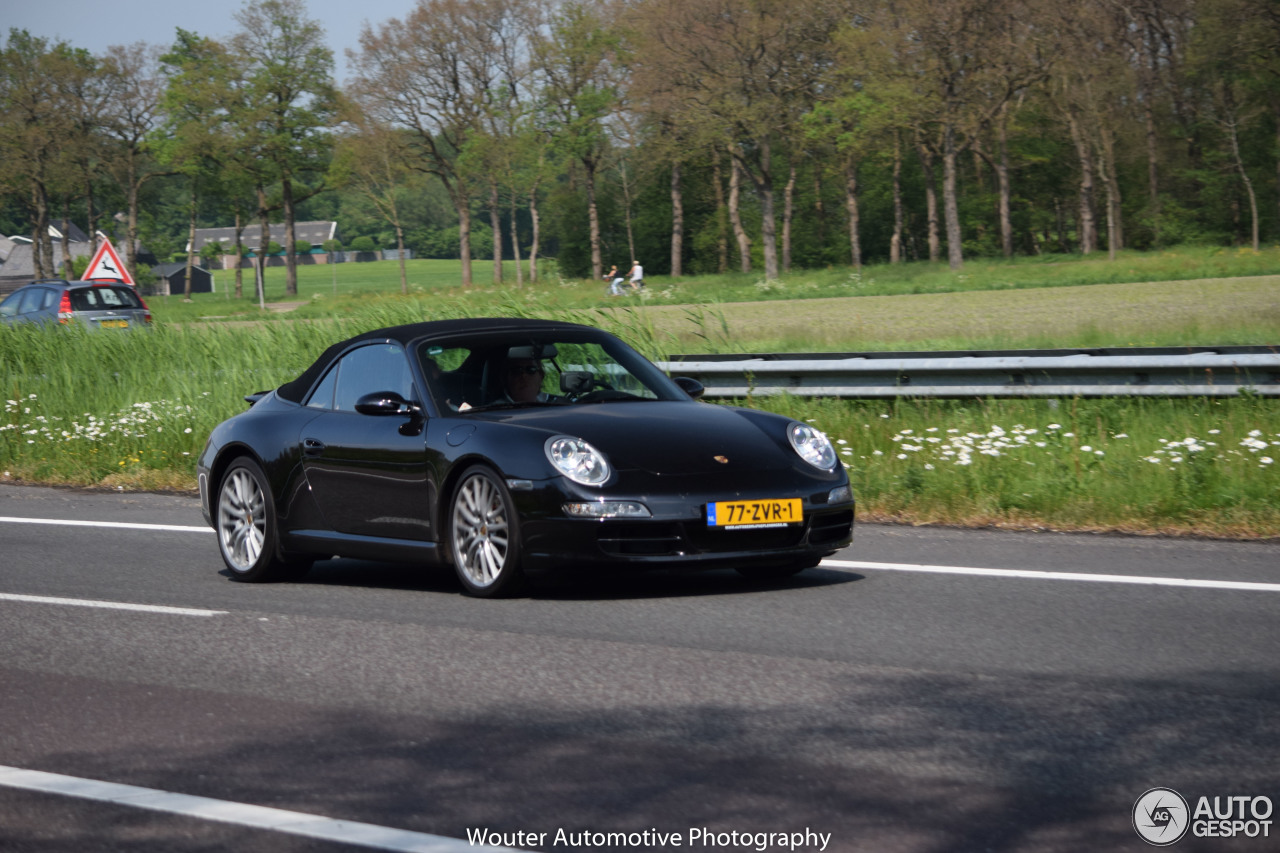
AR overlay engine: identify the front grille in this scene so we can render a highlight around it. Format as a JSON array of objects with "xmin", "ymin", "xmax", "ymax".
[
  {"xmin": 597, "ymin": 520, "xmax": 805, "ymax": 557},
  {"xmin": 598, "ymin": 523, "xmax": 686, "ymax": 556}
]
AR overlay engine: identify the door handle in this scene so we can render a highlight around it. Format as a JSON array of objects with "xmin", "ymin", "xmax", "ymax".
[{"xmin": 303, "ymin": 437, "xmax": 325, "ymax": 456}]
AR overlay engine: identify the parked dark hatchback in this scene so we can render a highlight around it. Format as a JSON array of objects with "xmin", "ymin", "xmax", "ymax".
[
  {"xmin": 0, "ymin": 279, "xmax": 151, "ymax": 329},
  {"xmin": 197, "ymin": 318, "xmax": 855, "ymax": 597}
]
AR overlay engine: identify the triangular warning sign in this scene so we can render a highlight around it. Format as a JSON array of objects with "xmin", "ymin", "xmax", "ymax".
[{"xmin": 81, "ymin": 238, "xmax": 134, "ymax": 285}]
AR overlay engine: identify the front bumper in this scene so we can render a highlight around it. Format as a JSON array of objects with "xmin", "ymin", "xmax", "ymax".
[{"xmin": 518, "ymin": 503, "xmax": 854, "ymax": 571}]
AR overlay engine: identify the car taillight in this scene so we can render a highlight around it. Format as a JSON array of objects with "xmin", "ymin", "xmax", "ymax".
[
  {"xmin": 57, "ymin": 292, "xmax": 73, "ymax": 324},
  {"xmin": 137, "ymin": 293, "xmax": 152, "ymax": 324}
]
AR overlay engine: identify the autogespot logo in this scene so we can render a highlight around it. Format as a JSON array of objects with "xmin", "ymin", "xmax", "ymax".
[{"xmin": 1134, "ymin": 788, "xmax": 1191, "ymax": 846}]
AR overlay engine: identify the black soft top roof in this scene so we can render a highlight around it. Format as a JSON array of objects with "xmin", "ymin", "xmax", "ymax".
[{"xmin": 276, "ymin": 317, "xmax": 600, "ymax": 403}]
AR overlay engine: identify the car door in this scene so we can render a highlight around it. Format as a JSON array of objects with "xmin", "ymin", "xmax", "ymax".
[{"xmin": 299, "ymin": 342, "xmax": 438, "ymax": 541}]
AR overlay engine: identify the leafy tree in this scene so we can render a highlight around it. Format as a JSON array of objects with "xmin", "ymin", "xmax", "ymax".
[
  {"xmin": 0, "ymin": 30, "xmax": 80, "ymax": 277},
  {"xmin": 231, "ymin": 0, "xmax": 339, "ymax": 297},
  {"xmin": 351, "ymin": 0, "xmax": 538, "ymax": 286},
  {"xmin": 628, "ymin": 0, "xmax": 843, "ymax": 280},
  {"xmin": 98, "ymin": 42, "xmax": 171, "ymax": 280},
  {"xmin": 331, "ymin": 111, "xmax": 425, "ymax": 293},
  {"xmin": 160, "ymin": 30, "xmax": 238, "ymax": 298},
  {"xmin": 532, "ymin": 0, "xmax": 624, "ymax": 281}
]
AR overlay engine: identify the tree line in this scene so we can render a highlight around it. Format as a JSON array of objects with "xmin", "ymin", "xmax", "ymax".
[{"xmin": 2, "ymin": 0, "xmax": 1278, "ymax": 296}]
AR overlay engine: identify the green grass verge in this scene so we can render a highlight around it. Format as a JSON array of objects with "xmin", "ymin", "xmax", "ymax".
[
  {"xmin": 149, "ymin": 244, "xmax": 1280, "ymax": 325},
  {"xmin": 4, "ymin": 248, "xmax": 1278, "ymax": 537}
]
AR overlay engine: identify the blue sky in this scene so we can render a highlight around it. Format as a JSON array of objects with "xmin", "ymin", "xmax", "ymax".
[{"xmin": 5, "ymin": 0, "xmax": 419, "ymax": 83}]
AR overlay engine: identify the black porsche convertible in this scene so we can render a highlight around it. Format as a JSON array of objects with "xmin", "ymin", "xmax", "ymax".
[{"xmin": 197, "ymin": 318, "xmax": 854, "ymax": 596}]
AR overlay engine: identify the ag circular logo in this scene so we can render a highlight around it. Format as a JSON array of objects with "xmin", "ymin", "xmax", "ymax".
[{"xmin": 1133, "ymin": 788, "xmax": 1190, "ymax": 846}]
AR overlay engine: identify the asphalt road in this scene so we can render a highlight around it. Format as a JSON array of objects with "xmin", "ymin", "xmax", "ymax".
[{"xmin": 1, "ymin": 482, "xmax": 1278, "ymax": 853}]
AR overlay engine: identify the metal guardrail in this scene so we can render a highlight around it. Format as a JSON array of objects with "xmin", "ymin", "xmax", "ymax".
[{"xmin": 657, "ymin": 346, "xmax": 1280, "ymax": 398}]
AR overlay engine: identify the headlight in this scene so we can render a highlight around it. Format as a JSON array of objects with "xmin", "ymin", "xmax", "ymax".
[
  {"xmin": 546, "ymin": 436, "xmax": 611, "ymax": 486},
  {"xmin": 563, "ymin": 500, "xmax": 651, "ymax": 518},
  {"xmin": 789, "ymin": 422, "xmax": 838, "ymax": 470}
]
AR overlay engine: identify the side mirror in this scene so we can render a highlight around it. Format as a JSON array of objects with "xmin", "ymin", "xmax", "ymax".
[
  {"xmin": 355, "ymin": 391, "xmax": 421, "ymax": 417},
  {"xmin": 673, "ymin": 376, "xmax": 705, "ymax": 399}
]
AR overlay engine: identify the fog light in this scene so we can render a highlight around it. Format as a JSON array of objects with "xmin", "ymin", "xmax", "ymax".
[
  {"xmin": 563, "ymin": 501, "xmax": 652, "ymax": 519},
  {"xmin": 827, "ymin": 484, "xmax": 853, "ymax": 504}
]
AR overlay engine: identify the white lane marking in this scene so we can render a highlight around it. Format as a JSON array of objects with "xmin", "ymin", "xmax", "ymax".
[
  {"xmin": 0, "ymin": 516, "xmax": 212, "ymax": 534},
  {"xmin": 0, "ymin": 593, "xmax": 226, "ymax": 616},
  {"xmin": 822, "ymin": 559, "xmax": 1280, "ymax": 593},
  {"xmin": 0, "ymin": 766, "xmax": 521, "ymax": 853}
]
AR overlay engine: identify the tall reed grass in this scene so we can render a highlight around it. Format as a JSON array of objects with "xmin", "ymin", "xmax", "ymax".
[{"xmin": 2, "ymin": 288, "xmax": 1276, "ymax": 536}]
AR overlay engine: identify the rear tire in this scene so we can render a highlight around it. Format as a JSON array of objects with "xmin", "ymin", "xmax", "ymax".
[
  {"xmin": 216, "ymin": 458, "xmax": 304, "ymax": 582},
  {"xmin": 448, "ymin": 466, "xmax": 527, "ymax": 597}
]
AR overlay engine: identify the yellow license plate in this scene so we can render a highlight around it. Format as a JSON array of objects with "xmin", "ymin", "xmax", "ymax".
[
  {"xmin": 100, "ymin": 319, "xmax": 129, "ymax": 329},
  {"xmin": 707, "ymin": 498, "xmax": 802, "ymax": 528}
]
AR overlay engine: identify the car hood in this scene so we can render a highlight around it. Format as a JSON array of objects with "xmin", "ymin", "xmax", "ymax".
[{"xmin": 472, "ymin": 401, "xmax": 794, "ymax": 475}]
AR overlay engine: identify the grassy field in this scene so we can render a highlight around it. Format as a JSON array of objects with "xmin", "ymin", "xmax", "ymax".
[{"xmin": 4, "ymin": 247, "xmax": 1278, "ymax": 537}]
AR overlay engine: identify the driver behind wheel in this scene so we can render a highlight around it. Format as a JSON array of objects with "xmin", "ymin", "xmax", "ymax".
[{"xmin": 503, "ymin": 356, "xmax": 550, "ymax": 403}]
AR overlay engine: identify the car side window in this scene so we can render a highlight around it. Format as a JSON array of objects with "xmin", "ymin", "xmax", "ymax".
[
  {"xmin": 305, "ymin": 366, "xmax": 338, "ymax": 410},
  {"xmin": 332, "ymin": 343, "xmax": 415, "ymax": 412},
  {"xmin": 18, "ymin": 288, "xmax": 48, "ymax": 314},
  {"xmin": 0, "ymin": 291, "xmax": 23, "ymax": 317}
]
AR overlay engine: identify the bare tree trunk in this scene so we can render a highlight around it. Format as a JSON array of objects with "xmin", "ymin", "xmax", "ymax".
[
  {"xmin": 527, "ymin": 178, "xmax": 541, "ymax": 283},
  {"xmin": 585, "ymin": 158, "xmax": 602, "ymax": 281},
  {"xmin": 233, "ymin": 213, "xmax": 246, "ymax": 299},
  {"xmin": 83, "ymin": 170, "xmax": 100, "ymax": 257},
  {"xmin": 739, "ymin": 139, "xmax": 780, "ymax": 281},
  {"xmin": 443, "ymin": 175, "xmax": 473, "ymax": 286},
  {"xmin": 712, "ymin": 151, "xmax": 728, "ymax": 274},
  {"xmin": 1097, "ymin": 148, "xmax": 1118, "ymax": 261},
  {"xmin": 60, "ymin": 204, "xmax": 74, "ymax": 279},
  {"xmin": 812, "ymin": 164, "xmax": 827, "ymax": 250},
  {"xmin": 808, "ymin": 166, "xmax": 829, "ymax": 247},
  {"xmin": 1066, "ymin": 111, "xmax": 1097, "ymax": 254},
  {"xmin": 508, "ymin": 191, "xmax": 523, "ymax": 289},
  {"xmin": 1225, "ymin": 110, "xmax": 1260, "ymax": 251},
  {"xmin": 728, "ymin": 158, "xmax": 751, "ymax": 273},
  {"xmin": 620, "ymin": 158, "xmax": 636, "ymax": 265},
  {"xmin": 396, "ymin": 222, "xmax": 409, "ymax": 294},
  {"xmin": 782, "ymin": 162, "xmax": 796, "ymax": 272},
  {"xmin": 942, "ymin": 125, "xmax": 964, "ymax": 271},
  {"xmin": 670, "ymin": 162, "xmax": 683, "ymax": 278},
  {"xmin": 124, "ymin": 158, "xmax": 140, "ymax": 278},
  {"xmin": 458, "ymin": 204, "xmax": 473, "ymax": 286},
  {"xmin": 844, "ymin": 157, "xmax": 862, "ymax": 269},
  {"xmin": 31, "ymin": 184, "xmax": 52, "ymax": 279},
  {"xmin": 255, "ymin": 184, "xmax": 271, "ymax": 308},
  {"xmin": 1274, "ymin": 99, "xmax": 1280, "ymax": 241},
  {"xmin": 282, "ymin": 177, "xmax": 298, "ymax": 297},
  {"xmin": 489, "ymin": 182, "xmax": 503, "ymax": 284},
  {"xmin": 891, "ymin": 132, "xmax": 904, "ymax": 264},
  {"xmin": 1098, "ymin": 124, "xmax": 1123, "ymax": 256},
  {"xmin": 996, "ymin": 106, "xmax": 1014, "ymax": 258},
  {"xmin": 184, "ymin": 183, "xmax": 198, "ymax": 299},
  {"xmin": 1144, "ymin": 93, "xmax": 1160, "ymax": 224},
  {"xmin": 916, "ymin": 133, "xmax": 941, "ymax": 262}
]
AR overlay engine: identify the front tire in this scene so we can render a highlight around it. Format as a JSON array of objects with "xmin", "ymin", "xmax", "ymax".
[
  {"xmin": 448, "ymin": 466, "xmax": 527, "ymax": 597},
  {"xmin": 216, "ymin": 458, "xmax": 306, "ymax": 582}
]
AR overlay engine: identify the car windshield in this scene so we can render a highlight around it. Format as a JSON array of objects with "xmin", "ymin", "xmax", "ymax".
[{"xmin": 419, "ymin": 334, "xmax": 682, "ymax": 413}]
